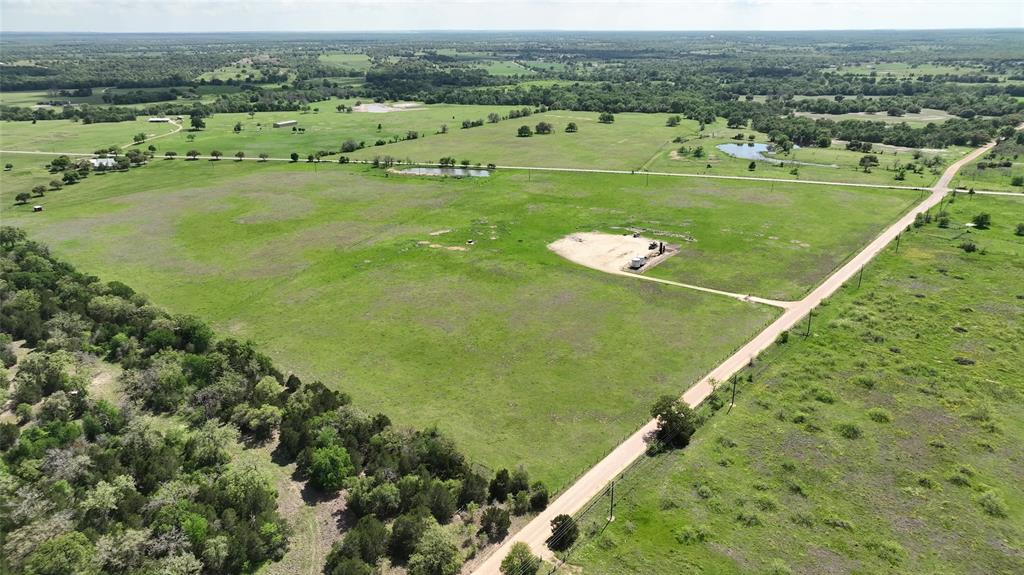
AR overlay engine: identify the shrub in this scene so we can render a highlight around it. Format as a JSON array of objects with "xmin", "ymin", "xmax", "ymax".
[
  {"xmin": 867, "ymin": 408, "xmax": 892, "ymax": 423},
  {"xmin": 309, "ymin": 445, "xmax": 354, "ymax": 492},
  {"xmin": 546, "ymin": 514, "xmax": 578, "ymax": 551},
  {"xmin": 789, "ymin": 512, "xmax": 814, "ymax": 527},
  {"xmin": 500, "ymin": 542, "xmax": 540, "ymax": 575},
  {"xmin": 867, "ymin": 539, "xmax": 905, "ymax": 566},
  {"xmin": 766, "ymin": 559, "xmax": 793, "ymax": 575},
  {"xmin": 835, "ymin": 422, "xmax": 862, "ymax": 439},
  {"xmin": 852, "ymin": 375, "xmax": 876, "ymax": 389},
  {"xmin": 753, "ymin": 495, "xmax": 778, "ymax": 512},
  {"xmin": 489, "ymin": 469, "xmax": 511, "ymax": 502},
  {"xmin": 529, "ymin": 481, "xmax": 549, "ymax": 512},
  {"xmin": 971, "ymin": 213, "xmax": 991, "ymax": 229},
  {"xmin": 736, "ymin": 511, "xmax": 762, "ymax": 527},
  {"xmin": 824, "ymin": 515, "xmax": 853, "ymax": 530},
  {"xmin": 675, "ymin": 525, "xmax": 711, "ymax": 544},
  {"xmin": 977, "ymin": 490, "xmax": 1008, "ymax": 517},
  {"xmin": 480, "ymin": 507, "xmax": 511, "ymax": 541},
  {"xmin": 511, "ymin": 490, "xmax": 530, "ymax": 515}
]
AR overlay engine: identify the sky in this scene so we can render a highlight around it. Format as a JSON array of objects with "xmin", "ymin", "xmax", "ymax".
[{"xmin": 0, "ymin": 0, "xmax": 1021, "ymax": 33}]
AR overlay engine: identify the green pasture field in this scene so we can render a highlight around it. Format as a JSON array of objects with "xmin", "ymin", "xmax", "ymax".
[
  {"xmin": 0, "ymin": 86, "xmax": 219, "ymax": 109},
  {"xmin": 1, "ymin": 155, "xmax": 915, "ymax": 489},
  {"xmin": 953, "ymin": 139, "xmax": 1024, "ymax": 193},
  {"xmin": 317, "ymin": 52, "xmax": 373, "ymax": 70},
  {"xmin": 350, "ymin": 110, "xmax": 699, "ymax": 170},
  {"xmin": 832, "ymin": 62, "xmax": 988, "ymax": 77},
  {"xmin": 954, "ymin": 160, "xmax": 1024, "ymax": 193},
  {"xmin": 646, "ymin": 130, "xmax": 969, "ymax": 188},
  {"xmin": 2, "ymin": 103, "xmax": 969, "ymax": 189},
  {"xmin": 196, "ymin": 64, "xmax": 266, "ymax": 82},
  {"xmin": 0, "ymin": 117, "xmax": 180, "ymax": 151},
  {"xmin": 0, "ymin": 101, "xmax": 522, "ymax": 157},
  {"xmin": 795, "ymin": 108, "xmax": 956, "ymax": 127},
  {"xmin": 570, "ymin": 193, "xmax": 1024, "ymax": 575},
  {"xmin": 520, "ymin": 59, "xmax": 567, "ymax": 72},
  {"xmin": 478, "ymin": 60, "xmax": 535, "ymax": 76}
]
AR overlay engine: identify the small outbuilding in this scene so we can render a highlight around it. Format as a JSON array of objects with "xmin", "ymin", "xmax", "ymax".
[
  {"xmin": 33, "ymin": 205, "xmax": 43, "ymax": 212},
  {"xmin": 148, "ymin": 117, "xmax": 171, "ymax": 123},
  {"xmin": 273, "ymin": 120, "xmax": 298, "ymax": 128},
  {"xmin": 90, "ymin": 157, "xmax": 117, "ymax": 168}
]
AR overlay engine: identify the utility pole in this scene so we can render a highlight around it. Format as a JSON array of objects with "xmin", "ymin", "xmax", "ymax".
[
  {"xmin": 805, "ymin": 311, "xmax": 813, "ymax": 337},
  {"xmin": 608, "ymin": 481, "xmax": 615, "ymax": 522},
  {"xmin": 857, "ymin": 266, "xmax": 864, "ymax": 289},
  {"xmin": 728, "ymin": 374, "xmax": 738, "ymax": 413},
  {"xmin": 894, "ymin": 233, "xmax": 902, "ymax": 253}
]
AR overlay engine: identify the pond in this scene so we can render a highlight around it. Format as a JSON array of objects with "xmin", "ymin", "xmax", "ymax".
[
  {"xmin": 716, "ymin": 143, "xmax": 837, "ymax": 167},
  {"xmin": 396, "ymin": 167, "xmax": 491, "ymax": 177}
]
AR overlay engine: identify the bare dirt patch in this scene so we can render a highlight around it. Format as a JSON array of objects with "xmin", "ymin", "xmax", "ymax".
[
  {"xmin": 548, "ymin": 231, "xmax": 677, "ymax": 274},
  {"xmin": 352, "ymin": 101, "xmax": 423, "ymax": 113}
]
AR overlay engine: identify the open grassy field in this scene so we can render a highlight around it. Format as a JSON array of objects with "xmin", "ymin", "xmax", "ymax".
[
  {"xmin": 831, "ymin": 62, "xmax": 988, "ymax": 77},
  {"xmin": 478, "ymin": 60, "xmax": 536, "ymax": 76},
  {"xmin": 1, "ymin": 154, "xmax": 917, "ymax": 489},
  {"xmin": 646, "ymin": 131, "xmax": 969, "ymax": 188},
  {"xmin": 1, "ymin": 103, "xmax": 971, "ymax": 189},
  {"xmin": 952, "ymin": 139, "xmax": 1024, "ymax": 193},
  {"xmin": 0, "ymin": 117, "xmax": 180, "ymax": 151},
  {"xmin": 317, "ymin": 52, "xmax": 373, "ymax": 70},
  {"xmin": 795, "ymin": 108, "xmax": 956, "ymax": 127},
  {"xmin": 569, "ymin": 193, "xmax": 1024, "ymax": 575},
  {"xmin": 350, "ymin": 110, "xmax": 695, "ymax": 171},
  {"xmin": 0, "ymin": 86, "xmax": 226, "ymax": 109}
]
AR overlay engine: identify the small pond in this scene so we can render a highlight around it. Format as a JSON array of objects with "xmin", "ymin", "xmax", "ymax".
[
  {"xmin": 716, "ymin": 143, "xmax": 836, "ymax": 168},
  {"xmin": 396, "ymin": 167, "xmax": 491, "ymax": 177}
]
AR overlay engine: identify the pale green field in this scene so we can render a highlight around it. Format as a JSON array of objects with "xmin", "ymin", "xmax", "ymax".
[
  {"xmin": 795, "ymin": 108, "xmax": 956, "ymax": 127},
  {"xmin": 351, "ymin": 110, "xmax": 693, "ymax": 170},
  {"xmin": 1, "ymin": 154, "xmax": 915, "ymax": 489},
  {"xmin": 647, "ymin": 132, "xmax": 968, "ymax": 188},
  {"xmin": 317, "ymin": 52, "xmax": 372, "ymax": 70},
  {"xmin": 0, "ymin": 117, "xmax": 178, "ymax": 151},
  {"xmin": 832, "ymin": 62, "xmax": 988, "ymax": 77},
  {"xmin": 479, "ymin": 60, "xmax": 535, "ymax": 76}
]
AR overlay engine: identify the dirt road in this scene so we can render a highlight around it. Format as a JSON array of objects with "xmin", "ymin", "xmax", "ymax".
[{"xmin": 468, "ymin": 138, "xmax": 1002, "ymax": 574}]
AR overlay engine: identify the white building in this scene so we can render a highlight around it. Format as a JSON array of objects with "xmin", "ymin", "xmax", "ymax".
[
  {"xmin": 148, "ymin": 117, "xmax": 171, "ymax": 123},
  {"xmin": 90, "ymin": 157, "xmax": 117, "ymax": 168}
]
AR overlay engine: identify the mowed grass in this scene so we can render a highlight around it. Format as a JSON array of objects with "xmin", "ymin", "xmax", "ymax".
[
  {"xmin": 1, "ymin": 157, "xmax": 914, "ymax": 489},
  {"xmin": 0, "ymin": 117, "xmax": 179, "ymax": 152},
  {"xmin": 570, "ymin": 194, "xmax": 1024, "ymax": 575}
]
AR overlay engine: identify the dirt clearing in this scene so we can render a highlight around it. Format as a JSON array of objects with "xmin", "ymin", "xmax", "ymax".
[
  {"xmin": 352, "ymin": 101, "xmax": 423, "ymax": 113},
  {"xmin": 548, "ymin": 231, "xmax": 676, "ymax": 274}
]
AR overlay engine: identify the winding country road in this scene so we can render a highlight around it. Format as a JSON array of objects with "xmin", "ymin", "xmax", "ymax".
[{"xmin": 468, "ymin": 137, "xmax": 1007, "ymax": 574}]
